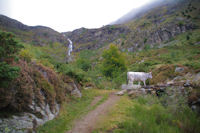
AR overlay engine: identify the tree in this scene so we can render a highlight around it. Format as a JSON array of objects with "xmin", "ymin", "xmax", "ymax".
[
  {"xmin": 0, "ymin": 31, "xmax": 23, "ymax": 87},
  {"xmin": 101, "ymin": 44, "xmax": 127, "ymax": 78}
]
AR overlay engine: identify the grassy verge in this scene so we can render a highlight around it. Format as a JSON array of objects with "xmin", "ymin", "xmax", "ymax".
[
  {"xmin": 93, "ymin": 95, "xmax": 200, "ymax": 133},
  {"xmin": 37, "ymin": 89, "xmax": 114, "ymax": 133},
  {"xmin": 93, "ymin": 96, "xmax": 134, "ymax": 133}
]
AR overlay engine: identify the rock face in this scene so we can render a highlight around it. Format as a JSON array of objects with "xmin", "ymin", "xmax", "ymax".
[
  {"xmin": 0, "ymin": 60, "xmax": 82, "ymax": 132},
  {"xmin": 125, "ymin": 22, "xmax": 195, "ymax": 52},
  {"xmin": 0, "ymin": 103, "xmax": 60, "ymax": 133},
  {"xmin": 62, "ymin": 22, "xmax": 194, "ymax": 53},
  {"xmin": 62, "ymin": 26, "xmax": 130, "ymax": 52}
]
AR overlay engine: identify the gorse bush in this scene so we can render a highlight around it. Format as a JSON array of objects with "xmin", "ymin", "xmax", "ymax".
[
  {"xmin": 101, "ymin": 44, "xmax": 127, "ymax": 78},
  {"xmin": 0, "ymin": 32, "xmax": 23, "ymax": 87}
]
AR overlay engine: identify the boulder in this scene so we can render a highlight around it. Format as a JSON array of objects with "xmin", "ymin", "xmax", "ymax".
[
  {"xmin": 115, "ymin": 90, "xmax": 127, "ymax": 96},
  {"xmin": 194, "ymin": 41, "xmax": 200, "ymax": 45},
  {"xmin": 0, "ymin": 102, "xmax": 60, "ymax": 133},
  {"xmin": 175, "ymin": 67, "xmax": 184, "ymax": 73},
  {"xmin": 121, "ymin": 84, "xmax": 142, "ymax": 90},
  {"xmin": 189, "ymin": 72, "xmax": 200, "ymax": 87},
  {"xmin": 71, "ymin": 83, "xmax": 82, "ymax": 98},
  {"xmin": 127, "ymin": 90, "xmax": 145, "ymax": 98}
]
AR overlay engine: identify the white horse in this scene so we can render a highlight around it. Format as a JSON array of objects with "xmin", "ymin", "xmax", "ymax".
[{"xmin": 127, "ymin": 72, "xmax": 152, "ymax": 86}]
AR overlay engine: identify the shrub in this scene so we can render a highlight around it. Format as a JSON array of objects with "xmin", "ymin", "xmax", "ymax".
[
  {"xmin": 101, "ymin": 44, "xmax": 127, "ymax": 78},
  {"xmin": 0, "ymin": 62, "xmax": 20, "ymax": 87},
  {"xmin": 112, "ymin": 71, "xmax": 127, "ymax": 88},
  {"xmin": 76, "ymin": 58, "xmax": 91, "ymax": 71},
  {"xmin": 184, "ymin": 61, "xmax": 200, "ymax": 70},
  {"xmin": 0, "ymin": 32, "xmax": 23, "ymax": 61},
  {"xmin": 38, "ymin": 59, "xmax": 54, "ymax": 69},
  {"xmin": 130, "ymin": 60, "xmax": 159, "ymax": 73},
  {"xmin": 144, "ymin": 44, "xmax": 151, "ymax": 50},
  {"xmin": 58, "ymin": 64, "xmax": 87, "ymax": 83},
  {"xmin": 187, "ymin": 15, "xmax": 191, "ymax": 19},
  {"xmin": 0, "ymin": 32, "xmax": 23, "ymax": 87},
  {"xmin": 150, "ymin": 65, "xmax": 177, "ymax": 84},
  {"xmin": 144, "ymin": 38, "xmax": 148, "ymax": 44},
  {"xmin": 19, "ymin": 49, "xmax": 32, "ymax": 62},
  {"xmin": 178, "ymin": 21, "xmax": 184, "ymax": 27}
]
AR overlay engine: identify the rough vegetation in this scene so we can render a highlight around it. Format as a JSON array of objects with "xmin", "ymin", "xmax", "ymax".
[
  {"xmin": 94, "ymin": 95, "xmax": 200, "ymax": 133},
  {"xmin": 0, "ymin": 32, "xmax": 23, "ymax": 88}
]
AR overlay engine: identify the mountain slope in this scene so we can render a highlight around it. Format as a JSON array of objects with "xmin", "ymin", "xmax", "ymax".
[
  {"xmin": 111, "ymin": 0, "xmax": 164, "ymax": 25},
  {"xmin": 62, "ymin": 25, "xmax": 130, "ymax": 52},
  {"xmin": 64, "ymin": 0, "xmax": 200, "ymax": 52},
  {"xmin": 0, "ymin": 0, "xmax": 199, "ymax": 52},
  {"xmin": 0, "ymin": 15, "xmax": 68, "ymax": 46}
]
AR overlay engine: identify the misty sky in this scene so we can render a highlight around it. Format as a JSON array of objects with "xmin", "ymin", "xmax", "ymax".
[{"xmin": 0, "ymin": 0, "xmax": 153, "ymax": 32}]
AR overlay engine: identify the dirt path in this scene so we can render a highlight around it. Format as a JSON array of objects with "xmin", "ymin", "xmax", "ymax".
[{"xmin": 67, "ymin": 93, "xmax": 120, "ymax": 133}]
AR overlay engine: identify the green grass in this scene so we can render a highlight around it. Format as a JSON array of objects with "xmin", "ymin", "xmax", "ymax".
[
  {"xmin": 37, "ymin": 89, "xmax": 114, "ymax": 133},
  {"xmin": 21, "ymin": 42, "xmax": 67, "ymax": 69},
  {"xmin": 93, "ymin": 96, "xmax": 134, "ymax": 133},
  {"xmin": 93, "ymin": 95, "xmax": 200, "ymax": 133}
]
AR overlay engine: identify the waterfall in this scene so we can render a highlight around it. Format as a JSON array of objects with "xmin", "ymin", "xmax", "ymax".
[{"xmin": 67, "ymin": 38, "xmax": 73, "ymax": 56}]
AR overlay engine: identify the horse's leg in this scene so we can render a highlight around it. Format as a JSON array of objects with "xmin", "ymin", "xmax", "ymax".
[
  {"xmin": 128, "ymin": 79, "xmax": 131, "ymax": 85},
  {"xmin": 143, "ymin": 80, "xmax": 146, "ymax": 87},
  {"xmin": 129, "ymin": 78, "xmax": 134, "ymax": 86}
]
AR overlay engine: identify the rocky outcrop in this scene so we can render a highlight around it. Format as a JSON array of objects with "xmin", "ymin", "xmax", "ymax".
[
  {"xmin": 62, "ymin": 18, "xmax": 195, "ymax": 53},
  {"xmin": 0, "ymin": 60, "xmax": 82, "ymax": 132},
  {"xmin": 0, "ymin": 102, "xmax": 60, "ymax": 133},
  {"xmin": 62, "ymin": 25, "xmax": 130, "ymax": 52},
  {"xmin": 125, "ymin": 22, "xmax": 195, "ymax": 52}
]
